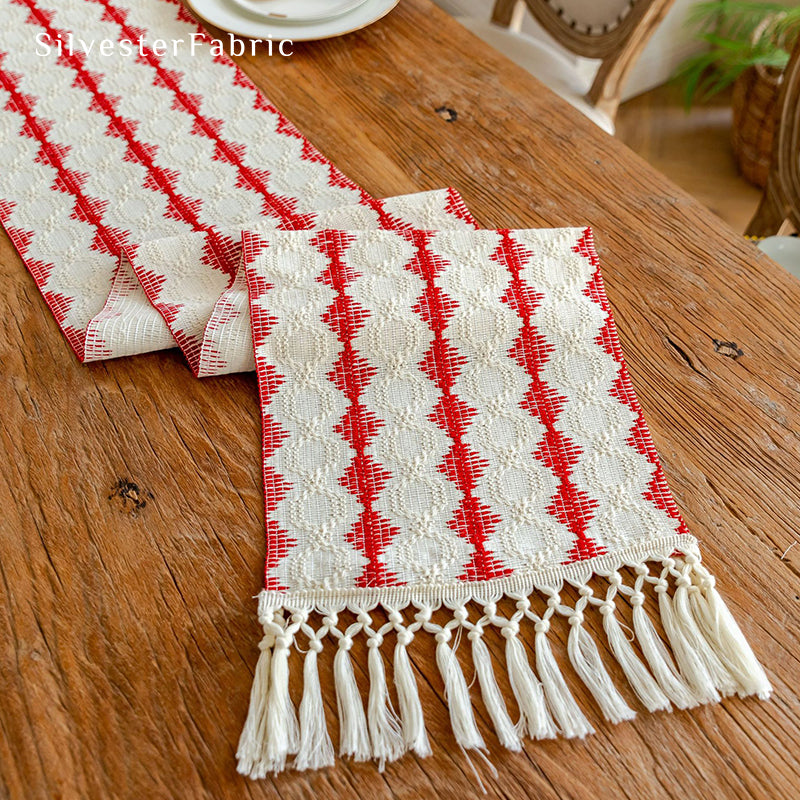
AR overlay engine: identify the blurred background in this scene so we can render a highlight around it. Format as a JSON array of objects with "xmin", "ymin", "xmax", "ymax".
[{"xmin": 434, "ymin": 0, "xmax": 799, "ymax": 238}]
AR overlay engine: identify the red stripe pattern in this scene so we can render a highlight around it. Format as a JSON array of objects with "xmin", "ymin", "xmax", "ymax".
[
  {"xmin": 246, "ymin": 228, "xmax": 688, "ymax": 592},
  {"xmin": 495, "ymin": 230, "xmax": 605, "ymax": 564},
  {"xmin": 242, "ymin": 235, "xmax": 294, "ymax": 591},
  {"xmin": 314, "ymin": 231, "xmax": 401, "ymax": 587},
  {"xmin": 403, "ymin": 231, "xmax": 509, "ymax": 582}
]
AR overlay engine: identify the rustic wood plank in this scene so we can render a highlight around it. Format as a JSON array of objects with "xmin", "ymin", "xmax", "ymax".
[{"xmin": 1, "ymin": 1, "xmax": 799, "ymax": 798}]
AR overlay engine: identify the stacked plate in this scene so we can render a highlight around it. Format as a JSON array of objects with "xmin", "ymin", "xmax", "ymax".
[{"xmin": 188, "ymin": 0, "xmax": 399, "ymax": 41}]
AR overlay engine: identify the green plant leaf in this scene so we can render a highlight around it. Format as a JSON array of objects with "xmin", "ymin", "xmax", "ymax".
[{"xmin": 674, "ymin": 0, "xmax": 798, "ymax": 108}]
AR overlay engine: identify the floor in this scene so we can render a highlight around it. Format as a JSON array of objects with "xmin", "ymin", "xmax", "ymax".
[{"xmin": 616, "ymin": 84, "xmax": 763, "ymax": 235}]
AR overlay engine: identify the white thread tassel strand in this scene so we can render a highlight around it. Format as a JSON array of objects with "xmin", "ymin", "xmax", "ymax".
[
  {"xmin": 671, "ymin": 575, "xmax": 739, "ymax": 697},
  {"xmin": 600, "ymin": 604, "xmax": 671, "ymax": 713},
  {"xmin": 435, "ymin": 633, "xmax": 486, "ymax": 751},
  {"xmin": 264, "ymin": 636, "xmax": 300, "ymax": 773},
  {"xmin": 534, "ymin": 624, "xmax": 594, "ymax": 738},
  {"xmin": 295, "ymin": 643, "xmax": 335, "ymax": 771},
  {"xmin": 367, "ymin": 640, "xmax": 405, "ymax": 769},
  {"xmin": 656, "ymin": 581, "xmax": 720, "ymax": 704},
  {"xmin": 503, "ymin": 628, "xmax": 557, "ymax": 740},
  {"xmin": 334, "ymin": 642, "xmax": 371, "ymax": 761},
  {"xmin": 631, "ymin": 593, "xmax": 699, "ymax": 709},
  {"xmin": 236, "ymin": 633, "xmax": 273, "ymax": 779},
  {"xmin": 470, "ymin": 631, "xmax": 522, "ymax": 751},
  {"xmin": 393, "ymin": 636, "xmax": 432, "ymax": 758},
  {"xmin": 566, "ymin": 615, "xmax": 636, "ymax": 724},
  {"xmin": 686, "ymin": 562, "xmax": 772, "ymax": 700}
]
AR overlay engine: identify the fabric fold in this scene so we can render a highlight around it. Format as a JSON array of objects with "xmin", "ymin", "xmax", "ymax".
[{"xmin": 126, "ymin": 188, "xmax": 477, "ymax": 376}]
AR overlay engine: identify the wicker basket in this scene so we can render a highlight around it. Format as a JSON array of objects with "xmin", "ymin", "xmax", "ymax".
[
  {"xmin": 730, "ymin": 12, "xmax": 789, "ymax": 189},
  {"xmin": 731, "ymin": 64, "xmax": 782, "ymax": 188}
]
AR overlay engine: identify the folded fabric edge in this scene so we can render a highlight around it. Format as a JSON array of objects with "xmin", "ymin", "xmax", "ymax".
[
  {"xmin": 236, "ymin": 537, "xmax": 771, "ymax": 778},
  {"xmin": 106, "ymin": 187, "xmax": 479, "ymax": 378}
]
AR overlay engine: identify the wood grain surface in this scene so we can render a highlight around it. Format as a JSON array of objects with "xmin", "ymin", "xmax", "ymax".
[{"xmin": 1, "ymin": 2, "xmax": 798, "ymax": 798}]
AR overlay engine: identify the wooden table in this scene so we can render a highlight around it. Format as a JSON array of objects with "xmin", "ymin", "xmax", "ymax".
[{"xmin": 2, "ymin": 2, "xmax": 798, "ymax": 798}]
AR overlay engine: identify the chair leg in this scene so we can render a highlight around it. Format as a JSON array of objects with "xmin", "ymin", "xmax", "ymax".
[
  {"xmin": 586, "ymin": 0, "xmax": 677, "ymax": 127},
  {"xmin": 491, "ymin": 0, "xmax": 525, "ymax": 32},
  {"xmin": 587, "ymin": 57, "xmax": 625, "ymax": 125},
  {"xmin": 745, "ymin": 179, "xmax": 786, "ymax": 237}
]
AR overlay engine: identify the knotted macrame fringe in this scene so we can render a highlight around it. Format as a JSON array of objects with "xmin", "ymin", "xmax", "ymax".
[{"xmin": 236, "ymin": 554, "xmax": 771, "ymax": 777}]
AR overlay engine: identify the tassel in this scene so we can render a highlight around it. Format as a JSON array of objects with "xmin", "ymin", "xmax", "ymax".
[
  {"xmin": 600, "ymin": 604, "xmax": 671, "ymax": 713},
  {"xmin": 687, "ymin": 569, "xmax": 772, "ymax": 700},
  {"xmin": 295, "ymin": 644, "xmax": 335, "ymax": 770},
  {"xmin": 630, "ymin": 596, "xmax": 699, "ymax": 709},
  {"xmin": 264, "ymin": 635, "xmax": 300, "ymax": 773},
  {"xmin": 567, "ymin": 615, "xmax": 636, "ymax": 723},
  {"xmin": 435, "ymin": 634, "xmax": 485, "ymax": 751},
  {"xmin": 503, "ymin": 628, "xmax": 557, "ymax": 740},
  {"xmin": 671, "ymin": 579, "xmax": 738, "ymax": 696},
  {"xmin": 367, "ymin": 640, "xmax": 405, "ymax": 770},
  {"xmin": 470, "ymin": 631, "xmax": 522, "ymax": 751},
  {"xmin": 394, "ymin": 636, "xmax": 432, "ymax": 757},
  {"xmin": 334, "ymin": 641, "xmax": 371, "ymax": 761},
  {"xmin": 236, "ymin": 633, "xmax": 273, "ymax": 779},
  {"xmin": 534, "ymin": 624, "xmax": 594, "ymax": 738},
  {"xmin": 657, "ymin": 583, "xmax": 720, "ymax": 704}
]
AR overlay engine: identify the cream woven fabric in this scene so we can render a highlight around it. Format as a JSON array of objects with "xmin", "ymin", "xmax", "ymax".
[
  {"xmin": 0, "ymin": 0, "xmax": 471, "ymax": 372},
  {"xmin": 0, "ymin": 0, "xmax": 771, "ymax": 782},
  {"xmin": 235, "ymin": 225, "xmax": 771, "ymax": 775}
]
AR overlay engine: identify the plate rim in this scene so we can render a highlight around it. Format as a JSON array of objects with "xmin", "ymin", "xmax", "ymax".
[
  {"xmin": 226, "ymin": 0, "xmax": 370, "ymax": 25},
  {"xmin": 185, "ymin": 0, "xmax": 400, "ymax": 41}
]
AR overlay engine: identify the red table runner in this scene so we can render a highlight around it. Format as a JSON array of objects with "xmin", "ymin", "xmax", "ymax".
[{"xmin": 0, "ymin": 0, "xmax": 772, "ymax": 781}]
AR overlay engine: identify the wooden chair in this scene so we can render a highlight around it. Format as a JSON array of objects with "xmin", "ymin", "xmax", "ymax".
[
  {"xmin": 745, "ymin": 38, "xmax": 800, "ymax": 237},
  {"xmin": 469, "ymin": 0, "xmax": 677, "ymax": 128}
]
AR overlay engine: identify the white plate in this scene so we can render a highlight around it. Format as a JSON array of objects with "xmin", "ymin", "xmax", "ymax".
[
  {"xmin": 228, "ymin": 0, "xmax": 368, "ymax": 23},
  {"xmin": 187, "ymin": 0, "xmax": 399, "ymax": 41},
  {"xmin": 758, "ymin": 236, "xmax": 800, "ymax": 279}
]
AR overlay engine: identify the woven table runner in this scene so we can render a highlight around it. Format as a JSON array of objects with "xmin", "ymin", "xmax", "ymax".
[
  {"xmin": 238, "ymin": 226, "xmax": 771, "ymax": 775},
  {"xmin": 0, "ymin": 0, "xmax": 472, "ymax": 373},
  {"xmin": 0, "ymin": 0, "xmax": 771, "ymax": 782}
]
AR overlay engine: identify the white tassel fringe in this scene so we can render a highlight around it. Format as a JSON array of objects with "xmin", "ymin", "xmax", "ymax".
[
  {"xmin": 567, "ymin": 615, "xmax": 637, "ymax": 723},
  {"xmin": 334, "ymin": 641, "xmax": 371, "ymax": 760},
  {"xmin": 600, "ymin": 603, "xmax": 671, "ymax": 713},
  {"xmin": 394, "ymin": 637, "xmax": 432, "ymax": 757},
  {"xmin": 671, "ymin": 575, "xmax": 739, "ymax": 696},
  {"xmin": 236, "ymin": 632, "xmax": 273, "ymax": 779},
  {"xmin": 367, "ymin": 640, "xmax": 405, "ymax": 770},
  {"xmin": 534, "ymin": 624, "xmax": 595, "ymax": 738},
  {"xmin": 686, "ymin": 560, "xmax": 771, "ymax": 700},
  {"xmin": 631, "ymin": 593, "xmax": 699, "ymax": 709},
  {"xmin": 504, "ymin": 629, "xmax": 557, "ymax": 739},
  {"xmin": 435, "ymin": 634, "xmax": 486, "ymax": 751},
  {"xmin": 237, "ymin": 556, "xmax": 771, "ymax": 777},
  {"xmin": 264, "ymin": 635, "xmax": 299, "ymax": 774},
  {"xmin": 471, "ymin": 632, "xmax": 522, "ymax": 750},
  {"xmin": 295, "ymin": 645, "xmax": 335, "ymax": 770}
]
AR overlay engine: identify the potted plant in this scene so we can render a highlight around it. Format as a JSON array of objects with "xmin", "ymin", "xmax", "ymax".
[{"xmin": 675, "ymin": 1, "xmax": 800, "ymax": 187}]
